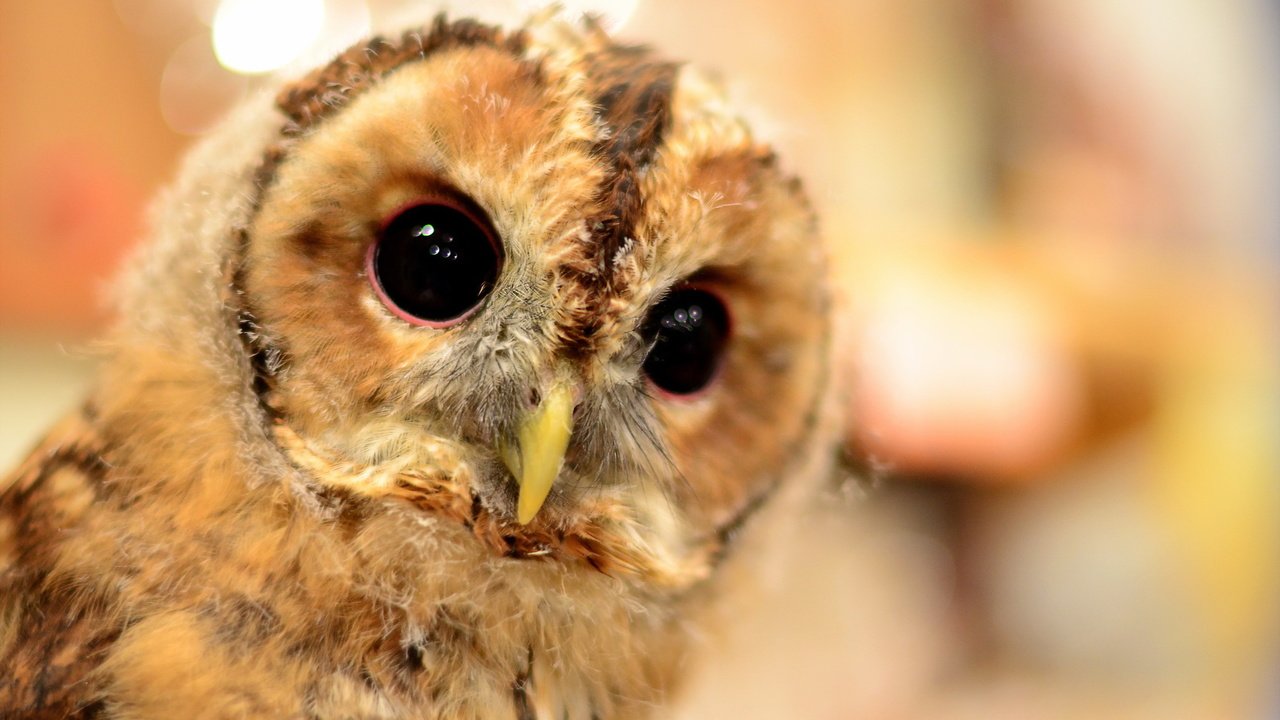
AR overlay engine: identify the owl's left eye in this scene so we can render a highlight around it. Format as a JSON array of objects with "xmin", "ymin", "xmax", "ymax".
[
  {"xmin": 642, "ymin": 288, "xmax": 731, "ymax": 397},
  {"xmin": 367, "ymin": 200, "xmax": 502, "ymax": 327}
]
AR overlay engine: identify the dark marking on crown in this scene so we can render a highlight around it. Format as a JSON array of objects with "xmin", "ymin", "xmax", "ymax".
[
  {"xmin": 581, "ymin": 41, "xmax": 680, "ymax": 245},
  {"xmin": 275, "ymin": 15, "xmax": 529, "ymax": 135},
  {"xmin": 557, "ymin": 35, "xmax": 680, "ymax": 352}
]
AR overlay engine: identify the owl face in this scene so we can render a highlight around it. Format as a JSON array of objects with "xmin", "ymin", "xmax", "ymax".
[{"xmin": 237, "ymin": 17, "xmax": 828, "ymax": 564}]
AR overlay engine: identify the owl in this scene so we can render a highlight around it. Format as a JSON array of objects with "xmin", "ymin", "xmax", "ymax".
[{"xmin": 0, "ymin": 12, "xmax": 838, "ymax": 719}]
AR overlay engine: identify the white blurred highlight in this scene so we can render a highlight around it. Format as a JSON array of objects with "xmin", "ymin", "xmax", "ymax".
[{"xmin": 212, "ymin": 0, "xmax": 326, "ymax": 74}]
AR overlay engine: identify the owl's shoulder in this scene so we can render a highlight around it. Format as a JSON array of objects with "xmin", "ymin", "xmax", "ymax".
[
  {"xmin": 0, "ymin": 405, "xmax": 116, "ymax": 717},
  {"xmin": 1, "ymin": 403, "xmax": 109, "ymax": 567}
]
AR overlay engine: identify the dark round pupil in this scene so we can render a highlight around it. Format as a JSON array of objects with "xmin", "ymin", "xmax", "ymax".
[
  {"xmin": 642, "ymin": 289, "xmax": 730, "ymax": 395},
  {"xmin": 373, "ymin": 203, "xmax": 499, "ymax": 323}
]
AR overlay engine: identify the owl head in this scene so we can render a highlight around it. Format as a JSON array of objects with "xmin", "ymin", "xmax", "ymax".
[{"xmin": 123, "ymin": 13, "xmax": 834, "ymax": 588}]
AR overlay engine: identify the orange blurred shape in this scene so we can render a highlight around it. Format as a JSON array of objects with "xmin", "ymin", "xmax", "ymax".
[
  {"xmin": 847, "ymin": 244, "xmax": 1083, "ymax": 481},
  {"xmin": 0, "ymin": 145, "xmax": 139, "ymax": 334}
]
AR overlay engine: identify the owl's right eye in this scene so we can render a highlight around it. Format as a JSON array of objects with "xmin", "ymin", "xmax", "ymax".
[{"xmin": 367, "ymin": 201, "xmax": 502, "ymax": 327}]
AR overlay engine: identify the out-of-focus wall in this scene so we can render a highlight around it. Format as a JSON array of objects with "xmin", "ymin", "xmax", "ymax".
[{"xmin": 0, "ymin": 2, "xmax": 188, "ymax": 334}]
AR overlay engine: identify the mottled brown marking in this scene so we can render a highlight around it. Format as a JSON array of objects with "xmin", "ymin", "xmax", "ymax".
[
  {"xmin": 311, "ymin": 483, "xmax": 372, "ymax": 544},
  {"xmin": 558, "ymin": 40, "xmax": 679, "ymax": 351},
  {"xmin": 1, "ymin": 409, "xmax": 119, "ymax": 716},
  {"xmin": 211, "ymin": 594, "xmax": 285, "ymax": 647},
  {"xmin": 0, "ymin": 590, "xmax": 117, "ymax": 716},
  {"xmin": 512, "ymin": 669, "xmax": 535, "ymax": 720},
  {"xmin": 2, "ymin": 411, "xmax": 111, "ymax": 571},
  {"xmin": 229, "ymin": 243, "xmax": 287, "ymax": 421},
  {"xmin": 276, "ymin": 15, "xmax": 528, "ymax": 136}
]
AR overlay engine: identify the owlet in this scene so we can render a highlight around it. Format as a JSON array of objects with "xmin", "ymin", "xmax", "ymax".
[{"xmin": 0, "ymin": 12, "xmax": 838, "ymax": 719}]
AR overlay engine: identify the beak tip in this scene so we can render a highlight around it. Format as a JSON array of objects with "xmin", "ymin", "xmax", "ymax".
[
  {"xmin": 515, "ymin": 486, "xmax": 552, "ymax": 525},
  {"xmin": 507, "ymin": 378, "xmax": 576, "ymax": 527}
]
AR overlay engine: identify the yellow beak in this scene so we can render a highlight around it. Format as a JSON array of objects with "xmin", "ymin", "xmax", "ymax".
[{"xmin": 498, "ymin": 379, "xmax": 575, "ymax": 524}]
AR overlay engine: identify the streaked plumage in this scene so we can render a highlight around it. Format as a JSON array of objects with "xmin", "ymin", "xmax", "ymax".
[{"xmin": 0, "ymin": 12, "xmax": 838, "ymax": 719}]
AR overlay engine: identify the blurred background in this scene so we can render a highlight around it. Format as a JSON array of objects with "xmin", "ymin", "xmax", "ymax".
[{"xmin": 1, "ymin": 1, "xmax": 1276, "ymax": 717}]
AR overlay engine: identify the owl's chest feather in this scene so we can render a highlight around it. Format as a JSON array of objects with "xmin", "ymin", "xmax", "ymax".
[{"xmin": 0, "ymin": 385, "xmax": 685, "ymax": 720}]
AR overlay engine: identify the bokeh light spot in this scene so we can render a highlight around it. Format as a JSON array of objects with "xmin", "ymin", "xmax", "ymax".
[{"xmin": 212, "ymin": 0, "xmax": 325, "ymax": 75}]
